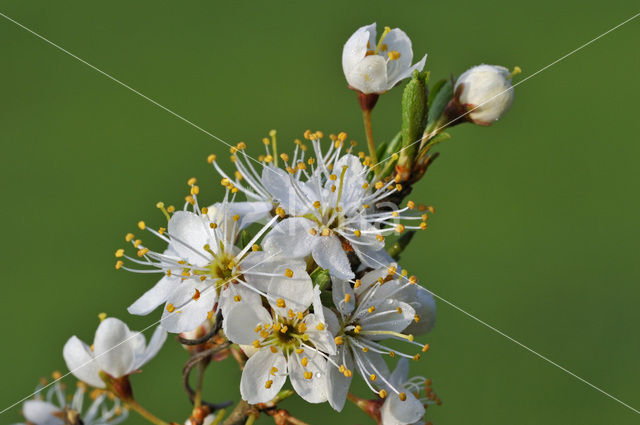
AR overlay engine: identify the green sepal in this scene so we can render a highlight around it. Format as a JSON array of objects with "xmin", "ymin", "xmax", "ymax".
[
  {"xmin": 237, "ymin": 229, "xmax": 251, "ymax": 249},
  {"xmin": 427, "ymin": 79, "xmax": 447, "ymax": 109}
]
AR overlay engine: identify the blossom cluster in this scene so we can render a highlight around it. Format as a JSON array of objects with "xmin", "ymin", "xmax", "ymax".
[{"xmin": 16, "ymin": 22, "xmax": 515, "ymax": 425}]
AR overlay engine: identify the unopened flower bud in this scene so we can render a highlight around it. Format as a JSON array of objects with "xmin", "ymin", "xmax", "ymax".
[{"xmin": 452, "ymin": 64, "xmax": 516, "ymax": 125}]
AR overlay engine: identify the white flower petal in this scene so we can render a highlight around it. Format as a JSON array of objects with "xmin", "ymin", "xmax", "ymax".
[
  {"xmin": 261, "ymin": 167, "xmax": 308, "ymax": 215},
  {"xmin": 347, "ymin": 55, "xmax": 388, "ymax": 94},
  {"xmin": 127, "ymin": 275, "xmax": 177, "ymax": 316},
  {"xmin": 267, "ymin": 263, "xmax": 313, "ymax": 315},
  {"xmin": 93, "ymin": 318, "xmax": 136, "ymax": 378},
  {"xmin": 359, "ymin": 301, "xmax": 415, "ymax": 336},
  {"xmin": 403, "ymin": 288, "xmax": 436, "ymax": 336},
  {"xmin": 133, "ymin": 325, "xmax": 167, "ymax": 370},
  {"xmin": 218, "ymin": 282, "xmax": 263, "ymax": 318},
  {"xmin": 326, "ymin": 345, "xmax": 353, "ymax": 411},
  {"xmin": 161, "ymin": 281, "xmax": 217, "ymax": 333},
  {"xmin": 384, "ymin": 28, "xmax": 413, "ymax": 72},
  {"xmin": 240, "ymin": 349, "xmax": 287, "ymax": 404},
  {"xmin": 389, "ymin": 358, "xmax": 409, "ymax": 389},
  {"xmin": 167, "ymin": 211, "xmax": 211, "ymax": 267},
  {"xmin": 22, "ymin": 400, "xmax": 63, "ymax": 425},
  {"xmin": 384, "ymin": 391, "xmax": 425, "ymax": 425},
  {"xmin": 63, "ymin": 336, "xmax": 103, "ymax": 388},
  {"xmin": 209, "ymin": 201, "xmax": 272, "ymax": 230},
  {"xmin": 323, "ymin": 307, "xmax": 341, "ymax": 336},
  {"xmin": 331, "ymin": 276, "xmax": 355, "ymax": 315},
  {"xmin": 342, "ymin": 23, "xmax": 376, "ymax": 79},
  {"xmin": 312, "ymin": 235, "xmax": 354, "ymax": 280},
  {"xmin": 389, "ymin": 53, "xmax": 427, "ymax": 88},
  {"xmin": 263, "ymin": 217, "xmax": 317, "ymax": 259},
  {"xmin": 288, "ymin": 349, "xmax": 328, "ymax": 403},
  {"xmin": 223, "ymin": 304, "xmax": 272, "ymax": 345},
  {"xmin": 304, "ymin": 313, "xmax": 336, "ymax": 355}
]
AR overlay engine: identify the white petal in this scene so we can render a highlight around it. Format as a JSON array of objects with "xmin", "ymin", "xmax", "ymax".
[
  {"xmin": 267, "ymin": 263, "xmax": 313, "ymax": 315},
  {"xmin": 288, "ymin": 349, "xmax": 328, "ymax": 403},
  {"xmin": 359, "ymin": 301, "xmax": 415, "ymax": 337},
  {"xmin": 261, "ymin": 167, "xmax": 308, "ymax": 215},
  {"xmin": 127, "ymin": 276, "xmax": 177, "ymax": 316},
  {"xmin": 384, "ymin": 28, "xmax": 413, "ymax": 73},
  {"xmin": 403, "ymin": 288, "xmax": 436, "ymax": 336},
  {"xmin": 353, "ymin": 242, "xmax": 391, "ymax": 269},
  {"xmin": 223, "ymin": 304, "xmax": 272, "ymax": 345},
  {"xmin": 389, "ymin": 358, "xmax": 409, "ymax": 389},
  {"xmin": 240, "ymin": 349, "xmax": 287, "ymax": 404},
  {"xmin": 312, "ymin": 235, "xmax": 354, "ymax": 280},
  {"xmin": 304, "ymin": 313, "xmax": 336, "ymax": 355},
  {"xmin": 326, "ymin": 346, "xmax": 353, "ymax": 411},
  {"xmin": 346, "ymin": 55, "xmax": 388, "ymax": 94},
  {"xmin": 161, "ymin": 281, "xmax": 217, "ymax": 333},
  {"xmin": 331, "ymin": 276, "xmax": 355, "ymax": 315},
  {"xmin": 167, "ymin": 211, "xmax": 211, "ymax": 267},
  {"xmin": 93, "ymin": 318, "xmax": 136, "ymax": 378},
  {"xmin": 209, "ymin": 201, "xmax": 272, "ymax": 230},
  {"xmin": 323, "ymin": 307, "xmax": 341, "ymax": 336},
  {"xmin": 63, "ymin": 336, "xmax": 103, "ymax": 388},
  {"xmin": 388, "ymin": 53, "xmax": 427, "ymax": 88},
  {"xmin": 22, "ymin": 400, "xmax": 64, "ymax": 425},
  {"xmin": 133, "ymin": 325, "xmax": 167, "ymax": 370},
  {"xmin": 218, "ymin": 282, "xmax": 263, "ymax": 318},
  {"xmin": 355, "ymin": 266, "xmax": 392, "ymax": 297},
  {"xmin": 384, "ymin": 391, "xmax": 425, "ymax": 425},
  {"xmin": 263, "ymin": 217, "xmax": 317, "ymax": 259},
  {"xmin": 342, "ymin": 23, "xmax": 376, "ymax": 78}
]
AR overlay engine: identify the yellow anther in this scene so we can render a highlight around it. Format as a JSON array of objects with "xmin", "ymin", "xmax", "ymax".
[
  {"xmin": 270, "ymin": 367, "xmax": 278, "ymax": 375},
  {"xmin": 358, "ymin": 151, "xmax": 365, "ymax": 159},
  {"xmin": 338, "ymin": 364, "xmax": 346, "ymax": 373},
  {"xmin": 280, "ymin": 153, "xmax": 289, "ymax": 162},
  {"xmin": 191, "ymin": 289, "xmax": 201, "ymax": 301},
  {"xmin": 354, "ymin": 230, "xmax": 361, "ymax": 237},
  {"xmin": 343, "ymin": 369, "xmax": 353, "ymax": 377},
  {"xmin": 353, "ymin": 325, "xmax": 362, "ymax": 334},
  {"xmin": 221, "ymin": 178, "xmax": 230, "ymax": 186},
  {"xmin": 190, "ymin": 186, "xmax": 200, "ymax": 195},
  {"xmin": 210, "ymin": 222, "xmax": 218, "ymax": 229},
  {"xmin": 362, "ymin": 204, "xmax": 370, "ymax": 209},
  {"xmin": 377, "ymin": 277, "xmax": 384, "ymax": 285},
  {"xmin": 137, "ymin": 221, "xmax": 146, "ymax": 230},
  {"xmin": 354, "ymin": 279, "xmax": 361, "ymax": 288},
  {"xmin": 301, "ymin": 357, "xmax": 308, "ymax": 367},
  {"xmin": 329, "ymin": 174, "xmax": 337, "ymax": 181},
  {"xmin": 185, "ymin": 195, "xmax": 195, "ymax": 205},
  {"xmin": 167, "ymin": 205, "xmax": 176, "ymax": 213},
  {"xmin": 232, "ymin": 214, "xmax": 240, "ymax": 222},
  {"xmin": 137, "ymin": 248, "xmax": 149, "ymax": 257},
  {"xmin": 265, "ymin": 380, "xmax": 273, "ymax": 389},
  {"xmin": 280, "ymin": 325, "xmax": 288, "ymax": 334},
  {"xmin": 414, "ymin": 314, "xmax": 421, "ymax": 323},
  {"xmin": 52, "ymin": 371, "xmax": 62, "ymax": 380},
  {"xmin": 252, "ymin": 244, "xmax": 260, "ymax": 252},
  {"xmin": 98, "ymin": 312, "xmax": 107, "ymax": 322},
  {"xmin": 296, "ymin": 312, "xmax": 304, "ymax": 320},
  {"xmin": 380, "ymin": 43, "xmax": 388, "ymax": 51},
  {"xmin": 295, "ymin": 348, "xmax": 304, "ymax": 354},
  {"xmin": 362, "ymin": 347, "xmax": 369, "ymax": 352},
  {"xmin": 369, "ymin": 374, "xmax": 377, "ymax": 381},
  {"xmin": 396, "ymin": 307, "xmax": 403, "ymax": 314},
  {"xmin": 275, "ymin": 207, "xmax": 286, "ymax": 218},
  {"xmin": 304, "ymin": 371, "xmax": 313, "ymax": 380},
  {"xmin": 399, "ymin": 392, "xmax": 407, "ymax": 401},
  {"xmin": 252, "ymin": 340, "xmax": 261, "ymax": 348},
  {"xmin": 115, "ymin": 249, "xmax": 124, "ymax": 258},
  {"xmin": 379, "ymin": 389, "xmax": 388, "ymax": 399},
  {"xmin": 284, "ymin": 269, "xmax": 294, "ymax": 278},
  {"xmin": 338, "ymin": 131, "xmax": 347, "ymax": 141},
  {"xmin": 207, "ymin": 154, "xmax": 217, "ymax": 163},
  {"xmin": 262, "ymin": 137, "xmax": 270, "ymax": 145},
  {"xmin": 334, "ymin": 336, "xmax": 344, "ymax": 345},
  {"xmin": 316, "ymin": 322, "xmax": 325, "ymax": 330},
  {"xmin": 188, "ymin": 177, "xmax": 197, "ymax": 186},
  {"xmin": 115, "ymin": 260, "xmax": 123, "ymax": 269},
  {"xmin": 368, "ymin": 306, "xmax": 376, "ymax": 313},
  {"xmin": 396, "ymin": 224, "xmax": 406, "ymax": 233},
  {"xmin": 401, "ymin": 269, "xmax": 408, "ymax": 277},
  {"xmin": 234, "ymin": 170, "xmax": 243, "ymax": 181},
  {"xmin": 374, "ymin": 181, "xmax": 384, "ymax": 190},
  {"xmin": 344, "ymin": 293, "xmax": 351, "ymax": 303},
  {"xmin": 307, "ymin": 157, "xmax": 315, "ymax": 165},
  {"xmin": 389, "ymin": 351, "xmax": 396, "ymax": 357},
  {"xmin": 313, "ymin": 200, "xmax": 321, "ymax": 209},
  {"xmin": 287, "ymin": 309, "xmax": 295, "ymax": 318},
  {"xmin": 413, "ymin": 354, "xmax": 421, "ymax": 361},
  {"xmin": 407, "ymin": 200, "xmax": 416, "ymax": 210},
  {"xmin": 298, "ymin": 323, "xmax": 307, "ymax": 333},
  {"xmin": 388, "ymin": 50, "xmax": 401, "ymax": 60},
  {"xmin": 362, "ymin": 183, "xmax": 369, "ymax": 189},
  {"xmin": 387, "ymin": 266, "xmax": 397, "ymax": 275},
  {"xmin": 273, "ymin": 323, "xmax": 281, "ymax": 332},
  {"xmin": 321, "ymin": 228, "xmax": 331, "ymax": 236},
  {"xmin": 260, "ymin": 330, "xmax": 269, "ymax": 338},
  {"xmin": 166, "ymin": 303, "xmax": 175, "ymax": 313},
  {"xmin": 276, "ymin": 299, "xmax": 286, "ymax": 308},
  {"xmin": 254, "ymin": 325, "xmax": 262, "ymax": 333},
  {"xmin": 427, "ymin": 206, "xmax": 435, "ymax": 214},
  {"xmin": 409, "ymin": 276, "xmax": 418, "ymax": 285},
  {"xmin": 234, "ymin": 295, "xmax": 242, "ymax": 302},
  {"xmin": 510, "ymin": 66, "xmax": 522, "ymax": 78},
  {"xmin": 420, "ymin": 222, "xmax": 428, "ymax": 230},
  {"xmin": 330, "ymin": 185, "xmax": 336, "ymax": 192},
  {"xmin": 297, "ymin": 162, "xmax": 306, "ymax": 170},
  {"xmin": 125, "ymin": 233, "xmax": 135, "ymax": 242},
  {"xmin": 395, "ymin": 184, "xmax": 403, "ymax": 191},
  {"xmin": 391, "ymin": 211, "xmax": 399, "ymax": 218},
  {"xmin": 422, "ymin": 343, "xmax": 430, "ymax": 352},
  {"xmin": 237, "ymin": 141, "xmax": 247, "ymax": 150}
]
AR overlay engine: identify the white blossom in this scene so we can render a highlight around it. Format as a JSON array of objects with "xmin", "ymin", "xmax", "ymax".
[
  {"xmin": 380, "ymin": 359, "xmax": 437, "ymax": 425},
  {"xmin": 342, "ymin": 23, "xmax": 427, "ymax": 94},
  {"xmin": 454, "ymin": 64, "xmax": 516, "ymax": 125},
  {"xmin": 120, "ymin": 184, "xmax": 307, "ymax": 333},
  {"xmin": 63, "ymin": 318, "xmax": 166, "ymax": 388},
  {"xmin": 223, "ymin": 287, "xmax": 336, "ymax": 404},
  {"xmin": 323, "ymin": 265, "xmax": 431, "ymax": 411},
  {"xmin": 17, "ymin": 380, "xmax": 128, "ymax": 425}
]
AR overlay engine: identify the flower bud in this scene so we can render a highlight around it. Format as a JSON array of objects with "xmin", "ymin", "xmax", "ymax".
[
  {"xmin": 452, "ymin": 64, "xmax": 517, "ymax": 125},
  {"xmin": 342, "ymin": 23, "xmax": 427, "ymax": 95}
]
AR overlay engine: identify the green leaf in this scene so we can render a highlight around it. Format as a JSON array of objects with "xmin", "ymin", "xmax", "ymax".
[
  {"xmin": 427, "ymin": 79, "xmax": 447, "ymax": 109},
  {"xmin": 426, "ymin": 78, "xmax": 453, "ymax": 130},
  {"xmin": 398, "ymin": 71, "xmax": 429, "ymax": 172}
]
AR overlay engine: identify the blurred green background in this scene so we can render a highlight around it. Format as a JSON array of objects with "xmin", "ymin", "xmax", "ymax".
[{"xmin": 1, "ymin": 1, "xmax": 639, "ymax": 424}]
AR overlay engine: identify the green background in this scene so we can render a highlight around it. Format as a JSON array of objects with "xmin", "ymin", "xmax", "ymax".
[{"xmin": 1, "ymin": 1, "xmax": 639, "ymax": 424}]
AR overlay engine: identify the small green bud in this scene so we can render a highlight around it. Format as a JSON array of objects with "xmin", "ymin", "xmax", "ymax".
[{"xmin": 397, "ymin": 70, "xmax": 429, "ymax": 181}]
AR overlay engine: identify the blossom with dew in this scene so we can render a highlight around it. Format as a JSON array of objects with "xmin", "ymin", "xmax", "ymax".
[
  {"xmin": 63, "ymin": 317, "xmax": 166, "ymax": 389},
  {"xmin": 223, "ymin": 287, "xmax": 336, "ymax": 404},
  {"xmin": 17, "ymin": 378, "xmax": 127, "ymax": 425},
  {"xmin": 380, "ymin": 359, "xmax": 440, "ymax": 425},
  {"xmin": 261, "ymin": 131, "xmax": 428, "ymax": 280},
  {"xmin": 120, "ymin": 180, "xmax": 311, "ymax": 333},
  {"xmin": 342, "ymin": 23, "xmax": 427, "ymax": 95},
  {"xmin": 323, "ymin": 266, "xmax": 430, "ymax": 411},
  {"xmin": 453, "ymin": 64, "xmax": 519, "ymax": 125}
]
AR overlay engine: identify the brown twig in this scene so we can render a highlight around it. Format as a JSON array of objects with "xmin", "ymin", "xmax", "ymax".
[{"xmin": 182, "ymin": 344, "xmax": 233, "ymax": 411}]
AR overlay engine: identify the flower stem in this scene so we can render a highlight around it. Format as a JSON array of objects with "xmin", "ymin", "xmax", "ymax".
[
  {"xmin": 125, "ymin": 400, "xmax": 171, "ymax": 425},
  {"xmin": 194, "ymin": 361, "xmax": 206, "ymax": 408},
  {"xmin": 211, "ymin": 409, "xmax": 227, "ymax": 425},
  {"xmin": 244, "ymin": 413, "xmax": 258, "ymax": 425},
  {"xmin": 362, "ymin": 108, "xmax": 380, "ymax": 175}
]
